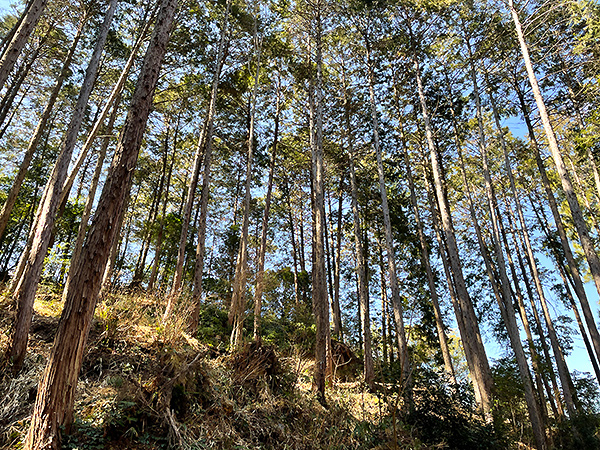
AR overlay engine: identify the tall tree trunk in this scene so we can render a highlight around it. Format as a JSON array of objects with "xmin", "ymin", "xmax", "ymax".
[
  {"xmin": 311, "ymin": 5, "xmax": 330, "ymax": 405},
  {"xmin": 467, "ymin": 50, "xmax": 546, "ymax": 447},
  {"xmin": 413, "ymin": 53, "xmax": 493, "ymax": 415},
  {"xmin": 393, "ymin": 73, "xmax": 455, "ymax": 384},
  {"xmin": 331, "ymin": 181, "xmax": 343, "ymax": 340},
  {"xmin": 0, "ymin": 16, "xmax": 85, "ymax": 241},
  {"xmin": 529, "ymin": 196, "xmax": 600, "ymax": 384},
  {"xmin": 284, "ymin": 177, "xmax": 301, "ymax": 306},
  {"xmin": 509, "ymin": 0, "xmax": 600, "ymax": 319},
  {"xmin": 342, "ymin": 61, "xmax": 373, "ymax": 388},
  {"xmin": 425, "ymin": 175, "xmax": 483, "ymax": 408},
  {"xmin": 6, "ymin": 0, "xmax": 118, "ymax": 373},
  {"xmin": 229, "ymin": 18, "xmax": 261, "ymax": 350},
  {"xmin": 365, "ymin": 38, "xmax": 409, "ymax": 387},
  {"xmin": 169, "ymin": 0, "xmax": 230, "ymax": 306},
  {"xmin": 24, "ymin": 0, "xmax": 177, "ymax": 447},
  {"xmin": 0, "ymin": 0, "xmax": 47, "ymax": 94},
  {"xmin": 513, "ymin": 79, "xmax": 600, "ymax": 378},
  {"xmin": 399, "ymin": 132, "xmax": 456, "ymax": 384},
  {"xmin": 253, "ymin": 75, "xmax": 280, "ymax": 340},
  {"xmin": 149, "ymin": 119, "xmax": 178, "ymax": 291},
  {"xmin": 496, "ymin": 195, "xmax": 550, "ymax": 422},
  {"xmin": 512, "ymin": 204, "xmax": 578, "ymax": 415}
]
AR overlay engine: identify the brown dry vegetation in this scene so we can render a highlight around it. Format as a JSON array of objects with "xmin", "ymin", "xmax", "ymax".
[{"xmin": 0, "ymin": 286, "xmax": 433, "ymax": 450}]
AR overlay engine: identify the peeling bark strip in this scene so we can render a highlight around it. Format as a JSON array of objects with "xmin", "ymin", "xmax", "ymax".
[{"xmin": 23, "ymin": 0, "xmax": 178, "ymax": 447}]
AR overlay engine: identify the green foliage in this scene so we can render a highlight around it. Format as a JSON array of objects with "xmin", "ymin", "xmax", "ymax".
[
  {"xmin": 195, "ymin": 302, "xmax": 232, "ymax": 348},
  {"xmin": 405, "ymin": 370, "xmax": 506, "ymax": 450}
]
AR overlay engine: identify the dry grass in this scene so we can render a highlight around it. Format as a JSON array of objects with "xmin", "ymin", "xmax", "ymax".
[{"xmin": 0, "ymin": 287, "xmax": 433, "ymax": 450}]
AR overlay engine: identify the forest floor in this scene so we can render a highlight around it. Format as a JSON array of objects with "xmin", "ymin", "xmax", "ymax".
[{"xmin": 0, "ymin": 285, "xmax": 434, "ymax": 450}]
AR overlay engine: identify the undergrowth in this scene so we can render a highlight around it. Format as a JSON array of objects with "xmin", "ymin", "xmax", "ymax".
[{"xmin": 0, "ymin": 285, "xmax": 594, "ymax": 449}]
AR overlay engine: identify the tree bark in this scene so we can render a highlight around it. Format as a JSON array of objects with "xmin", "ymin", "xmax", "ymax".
[
  {"xmin": 0, "ymin": 0, "xmax": 47, "ymax": 94},
  {"xmin": 0, "ymin": 16, "xmax": 85, "ymax": 241},
  {"xmin": 24, "ymin": 0, "xmax": 177, "ymax": 447},
  {"xmin": 253, "ymin": 74, "xmax": 280, "ymax": 340},
  {"xmin": 414, "ymin": 54, "xmax": 493, "ymax": 416},
  {"xmin": 509, "ymin": 0, "xmax": 600, "ymax": 323},
  {"xmin": 342, "ymin": 60, "xmax": 374, "ymax": 388},
  {"xmin": 6, "ymin": 0, "xmax": 118, "ymax": 373}
]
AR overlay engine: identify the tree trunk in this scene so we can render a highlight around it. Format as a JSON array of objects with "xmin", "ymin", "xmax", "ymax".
[
  {"xmin": 6, "ymin": 0, "xmax": 118, "ymax": 373},
  {"xmin": 0, "ymin": 0, "xmax": 47, "ymax": 93},
  {"xmin": 413, "ymin": 53, "xmax": 493, "ymax": 416},
  {"xmin": 0, "ymin": 16, "xmax": 85, "ymax": 241},
  {"xmin": 24, "ymin": 0, "xmax": 177, "ymax": 447},
  {"xmin": 513, "ymin": 79, "xmax": 600, "ymax": 379},
  {"xmin": 467, "ymin": 51, "xmax": 546, "ymax": 447},
  {"xmin": 229, "ymin": 17, "xmax": 261, "ymax": 350},
  {"xmin": 393, "ymin": 73, "xmax": 455, "ymax": 384},
  {"xmin": 284, "ymin": 177, "xmax": 301, "ymax": 306},
  {"xmin": 149, "ymin": 118, "xmax": 178, "ymax": 291},
  {"xmin": 529, "ymin": 195, "xmax": 600, "ymax": 384},
  {"xmin": 169, "ymin": 0, "xmax": 230, "ymax": 305},
  {"xmin": 365, "ymin": 39, "xmax": 409, "ymax": 387},
  {"xmin": 342, "ymin": 61, "xmax": 373, "ymax": 388},
  {"xmin": 331, "ymin": 181, "xmax": 343, "ymax": 340},
  {"xmin": 311, "ymin": 6, "xmax": 330, "ymax": 405},
  {"xmin": 253, "ymin": 74, "xmax": 280, "ymax": 340},
  {"xmin": 509, "ymin": 0, "xmax": 600, "ymax": 322}
]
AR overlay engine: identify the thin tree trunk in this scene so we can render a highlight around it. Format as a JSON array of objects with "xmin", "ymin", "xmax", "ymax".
[
  {"xmin": 513, "ymin": 79, "xmax": 600, "ymax": 378},
  {"xmin": 513, "ymin": 204, "xmax": 578, "ymax": 415},
  {"xmin": 510, "ymin": 0, "xmax": 600, "ymax": 322},
  {"xmin": 400, "ymin": 134, "xmax": 456, "ymax": 384},
  {"xmin": 365, "ymin": 38, "xmax": 409, "ymax": 387},
  {"xmin": 467, "ymin": 50, "xmax": 546, "ymax": 446},
  {"xmin": 332, "ymin": 181, "xmax": 343, "ymax": 340},
  {"xmin": 413, "ymin": 53, "xmax": 493, "ymax": 415},
  {"xmin": 149, "ymin": 119, "xmax": 178, "ymax": 291},
  {"xmin": 253, "ymin": 75, "xmax": 280, "ymax": 340},
  {"xmin": 6, "ymin": 0, "xmax": 118, "ymax": 372},
  {"xmin": 0, "ymin": 0, "xmax": 47, "ymax": 94},
  {"xmin": 0, "ymin": 16, "xmax": 85, "ymax": 241},
  {"xmin": 229, "ymin": 18, "xmax": 262, "ymax": 350},
  {"xmin": 426, "ymin": 175, "xmax": 483, "ymax": 407},
  {"xmin": 342, "ymin": 60, "xmax": 373, "ymax": 388},
  {"xmin": 24, "ymin": 0, "xmax": 177, "ymax": 447},
  {"xmin": 393, "ymin": 73, "xmax": 455, "ymax": 383},
  {"xmin": 529, "ymin": 196, "xmax": 600, "ymax": 384},
  {"xmin": 169, "ymin": 0, "xmax": 230, "ymax": 305},
  {"xmin": 284, "ymin": 177, "xmax": 301, "ymax": 306},
  {"xmin": 311, "ymin": 6, "xmax": 330, "ymax": 405}
]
